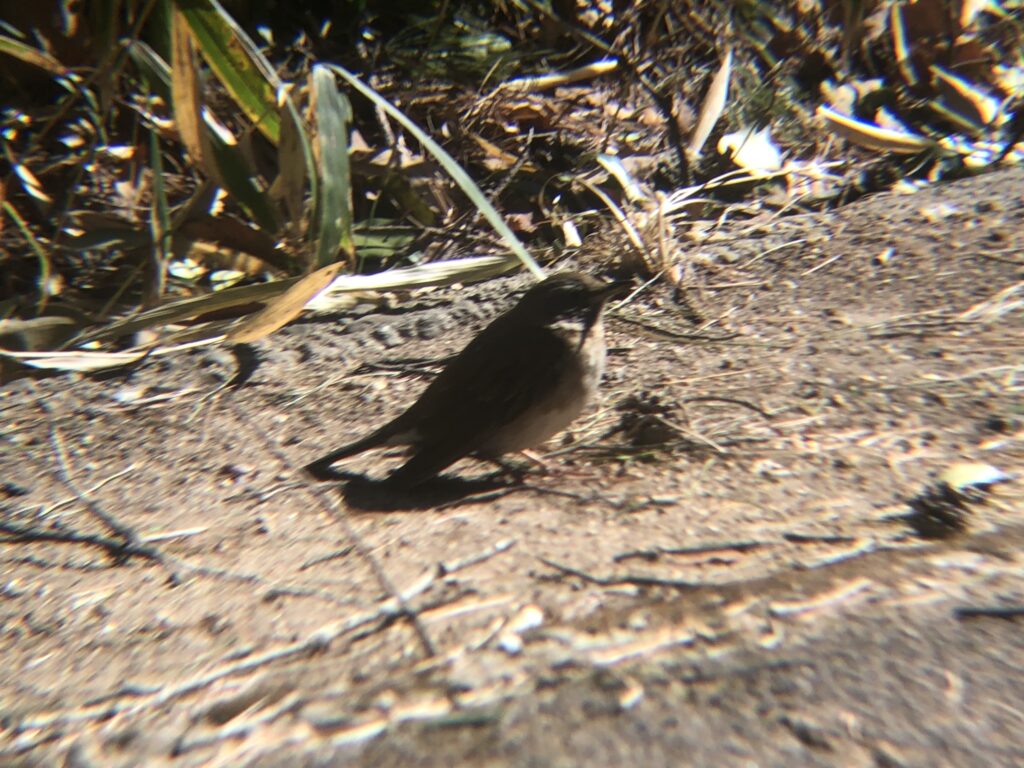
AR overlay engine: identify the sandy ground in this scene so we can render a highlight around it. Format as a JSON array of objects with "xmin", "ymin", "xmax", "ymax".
[{"xmin": 2, "ymin": 168, "xmax": 1023, "ymax": 767}]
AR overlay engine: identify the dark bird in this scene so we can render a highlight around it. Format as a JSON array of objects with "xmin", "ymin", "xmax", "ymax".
[{"xmin": 304, "ymin": 271, "xmax": 628, "ymax": 487}]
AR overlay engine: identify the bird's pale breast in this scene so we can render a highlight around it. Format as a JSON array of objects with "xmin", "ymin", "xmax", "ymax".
[{"xmin": 476, "ymin": 317, "xmax": 607, "ymax": 456}]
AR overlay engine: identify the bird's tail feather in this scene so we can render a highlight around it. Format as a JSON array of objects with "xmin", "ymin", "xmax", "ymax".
[{"xmin": 303, "ymin": 421, "xmax": 410, "ymax": 480}]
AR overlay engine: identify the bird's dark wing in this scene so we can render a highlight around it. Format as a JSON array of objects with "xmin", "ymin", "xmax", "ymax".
[{"xmin": 388, "ymin": 316, "xmax": 574, "ymax": 482}]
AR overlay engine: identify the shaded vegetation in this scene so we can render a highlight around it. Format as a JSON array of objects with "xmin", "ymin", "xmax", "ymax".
[{"xmin": 0, "ymin": 0, "xmax": 1021, "ymax": 377}]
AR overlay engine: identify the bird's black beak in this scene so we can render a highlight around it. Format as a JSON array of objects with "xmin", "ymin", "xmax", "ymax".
[{"xmin": 594, "ymin": 278, "xmax": 632, "ymax": 304}]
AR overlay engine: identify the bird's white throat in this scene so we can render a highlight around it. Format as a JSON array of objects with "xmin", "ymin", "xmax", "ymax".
[{"xmin": 547, "ymin": 317, "xmax": 590, "ymax": 346}]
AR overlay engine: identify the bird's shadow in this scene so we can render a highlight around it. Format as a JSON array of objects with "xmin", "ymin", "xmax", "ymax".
[{"xmin": 319, "ymin": 469, "xmax": 516, "ymax": 511}]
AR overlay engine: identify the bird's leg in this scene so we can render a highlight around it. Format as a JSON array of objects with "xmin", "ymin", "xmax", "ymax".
[
  {"xmin": 519, "ymin": 449, "xmax": 556, "ymax": 472},
  {"xmin": 500, "ymin": 450, "xmax": 610, "ymax": 485},
  {"xmin": 487, "ymin": 450, "xmax": 554, "ymax": 483}
]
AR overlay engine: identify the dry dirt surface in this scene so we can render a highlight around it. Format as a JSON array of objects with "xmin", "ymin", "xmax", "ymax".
[{"xmin": 3, "ymin": 168, "xmax": 1024, "ymax": 767}]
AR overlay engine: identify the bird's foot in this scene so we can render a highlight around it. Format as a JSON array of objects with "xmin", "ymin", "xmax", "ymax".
[
  {"xmin": 488, "ymin": 452, "xmax": 556, "ymax": 484},
  {"xmin": 304, "ymin": 460, "xmax": 363, "ymax": 482},
  {"xmin": 520, "ymin": 449, "xmax": 557, "ymax": 473}
]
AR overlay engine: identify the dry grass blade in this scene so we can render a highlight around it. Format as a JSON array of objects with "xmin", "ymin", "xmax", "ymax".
[
  {"xmin": 959, "ymin": 282, "xmax": 1024, "ymax": 321},
  {"xmin": 574, "ymin": 178, "xmax": 651, "ymax": 275},
  {"xmin": 3, "ymin": 199, "xmax": 53, "ymax": 312},
  {"xmin": 304, "ymin": 255, "xmax": 518, "ymax": 312},
  {"xmin": 890, "ymin": 3, "xmax": 918, "ymax": 86},
  {"xmin": 274, "ymin": 88, "xmax": 307, "ymax": 227},
  {"xmin": 174, "ymin": 1, "xmax": 318, "ymax": 241},
  {"xmin": 148, "ymin": 127, "xmax": 172, "ymax": 305},
  {"xmin": 227, "ymin": 262, "xmax": 343, "ymax": 343},
  {"xmin": 0, "ymin": 349, "xmax": 148, "ymax": 372},
  {"xmin": 817, "ymin": 105, "xmax": 936, "ymax": 154},
  {"xmin": 8, "ymin": 155, "xmax": 53, "ymax": 204},
  {"xmin": 501, "ymin": 57, "xmax": 618, "ymax": 92},
  {"xmin": 0, "ymin": 316, "xmax": 82, "ymax": 352},
  {"xmin": 68, "ymin": 279, "xmax": 301, "ymax": 348},
  {"xmin": 171, "ymin": 7, "xmax": 214, "ymax": 179},
  {"xmin": 596, "ymin": 155, "xmax": 649, "ymax": 203},
  {"xmin": 931, "ymin": 65, "xmax": 1001, "ymax": 130},
  {"xmin": 688, "ymin": 48, "xmax": 732, "ymax": 159}
]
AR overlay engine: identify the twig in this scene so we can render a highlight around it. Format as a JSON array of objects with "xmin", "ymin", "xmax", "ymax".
[
  {"xmin": 141, "ymin": 526, "xmax": 208, "ymax": 543},
  {"xmin": 799, "ymin": 539, "xmax": 878, "ymax": 569},
  {"xmin": 682, "ymin": 395, "xmax": 776, "ymax": 422},
  {"xmin": 800, "ymin": 251, "xmax": 844, "ymax": 276},
  {"xmin": 651, "ymin": 417, "xmax": 726, "ymax": 453},
  {"xmin": 537, "ymin": 556, "xmax": 700, "ymax": 589},
  {"xmin": 439, "ymin": 538, "xmax": 515, "ymax": 575},
  {"xmin": 613, "ymin": 314, "xmax": 741, "ymax": 343},
  {"xmin": 613, "ymin": 271, "xmax": 665, "ymax": 310},
  {"xmin": 28, "ymin": 390, "xmax": 160, "ymax": 564},
  {"xmin": 171, "ymin": 692, "xmax": 302, "ymax": 755},
  {"xmin": 953, "ymin": 605, "xmax": 1024, "ymax": 621},
  {"xmin": 614, "ymin": 540, "xmax": 767, "ymax": 562},
  {"xmin": 17, "ymin": 570, "xmax": 440, "ymax": 734},
  {"xmin": 783, "ymin": 532, "xmax": 857, "ymax": 545},
  {"xmin": 0, "ymin": 520, "xmax": 159, "ymax": 561},
  {"xmin": 4, "ymin": 503, "xmax": 276, "ymax": 588},
  {"xmin": 49, "ymin": 427, "xmax": 141, "ymax": 548},
  {"xmin": 232, "ymin": 401, "xmax": 437, "ymax": 658},
  {"xmin": 36, "ymin": 394, "xmax": 147, "ymax": 552},
  {"xmin": 300, "ymin": 546, "xmax": 355, "ymax": 570},
  {"xmin": 35, "ymin": 465, "xmax": 135, "ymax": 517},
  {"xmin": 768, "ymin": 577, "xmax": 874, "ymax": 617},
  {"xmin": 866, "ymin": 319, "xmax": 981, "ymax": 339},
  {"xmin": 576, "ymin": 177, "xmax": 652, "ymax": 273}
]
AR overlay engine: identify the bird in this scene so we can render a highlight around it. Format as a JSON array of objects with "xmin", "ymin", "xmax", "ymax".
[{"xmin": 304, "ymin": 271, "xmax": 629, "ymax": 487}]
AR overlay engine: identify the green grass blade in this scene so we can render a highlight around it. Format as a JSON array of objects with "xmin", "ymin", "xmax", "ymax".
[
  {"xmin": 202, "ymin": 116, "xmax": 281, "ymax": 234},
  {"xmin": 311, "ymin": 65, "xmax": 354, "ymax": 268},
  {"xmin": 2, "ymin": 201, "xmax": 53, "ymax": 313},
  {"xmin": 148, "ymin": 127, "xmax": 172, "ymax": 304},
  {"xmin": 172, "ymin": 0, "xmax": 280, "ymax": 144},
  {"xmin": 327, "ymin": 64, "xmax": 544, "ymax": 280},
  {"xmin": 0, "ymin": 34, "xmax": 66, "ymax": 75}
]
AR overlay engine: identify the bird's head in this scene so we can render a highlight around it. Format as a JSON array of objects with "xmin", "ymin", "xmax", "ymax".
[{"xmin": 513, "ymin": 271, "xmax": 630, "ymax": 332}]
